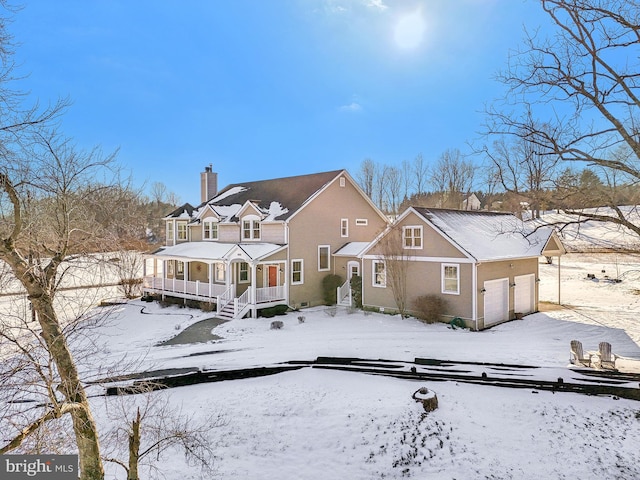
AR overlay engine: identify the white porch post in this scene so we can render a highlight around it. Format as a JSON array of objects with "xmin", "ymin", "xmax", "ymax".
[
  {"xmin": 251, "ymin": 262, "xmax": 258, "ymax": 318},
  {"xmin": 208, "ymin": 263, "xmax": 213, "ymax": 298}
]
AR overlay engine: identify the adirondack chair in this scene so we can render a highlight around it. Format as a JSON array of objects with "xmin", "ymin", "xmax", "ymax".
[
  {"xmin": 570, "ymin": 340, "xmax": 593, "ymax": 367},
  {"xmin": 598, "ymin": 342, "xmax": 618, "ymax": 370}
]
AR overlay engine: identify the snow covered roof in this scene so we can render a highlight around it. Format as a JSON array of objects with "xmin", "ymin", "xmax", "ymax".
[
  {"xmin": 196, "ymin": 170, "xmax": 344, "ymax": 222},
  {"xmin": 334, "ymin": 242, "xmax": 371, "ymax": 257},
  {"xmin": 151, "ymin": 242, "xmax": 284, "ymax": 262},
  {"xmin": 412, "ymin": 208, "xmax": 558, "ymax": 262},
  {"xmin": 164, "ymin": 203, "xmax": 196, "ymax": 219}
]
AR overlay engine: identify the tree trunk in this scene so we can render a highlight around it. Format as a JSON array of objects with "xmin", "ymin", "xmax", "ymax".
[
  {"xmin": 127, "ymin": 408, "xmax": 141, "ymax": 480},
  {"xmin": 30, "ymin": 293, "xmax": 104, "ymax": 480}
]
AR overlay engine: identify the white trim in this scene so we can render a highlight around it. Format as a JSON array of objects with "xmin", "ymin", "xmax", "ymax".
[
  {"xmin": 176, "ymin": 220, "xmax": 188, "ymax": 241},
  {"xmin": 402, "ymin": 225, "xmax": 423, "ymax": 249},
  {"xmin": 362, "ymin": 254, "xmax": 474, "ymax": 264},
  {"xmin": 372, "ymin": 260, "xmax": 386, "ymax": 287},
  {"xmin": 285, "ymin": 170, "xmax": 390, "ymax": 226},
  {"xmin": 355, "ymin": 218, "xmax": 368, "ymax": 226},
  {"xmin": 318, "ymin": 245, "xmax": 331, "ymax": 271},
  {"xmin": 291, "ymin": 259, "xmax": 304, "ymax": 285},
  {"xmin": 441, "ymin": 263, "xmax": 460, "ymax": 295},
  {"xmin": 202, "ymin": 219, "xmax": 219, "ymax": 241},
  {"xmin": 341, "ymin": 218, "xmax": 349, "ymax": 238}
]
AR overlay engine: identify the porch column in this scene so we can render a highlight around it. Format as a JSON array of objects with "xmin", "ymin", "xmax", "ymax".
[
  {"xmin": 208, "ymin": 262, "xmax": 213, "ymax": 298},
  {"xmin": 251, "ymin": 262, "xmax": 258, "ymax": 318}
]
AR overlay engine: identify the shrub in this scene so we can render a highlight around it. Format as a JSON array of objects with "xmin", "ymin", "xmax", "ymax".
[
  {"xmin": 199, "ymin": 301, "xmax": 215, "ymax": 312},
  {"xmin": 350, "ymin": 274, "xmax": 362, "ymax": 308},
  {"xmin": 259, "ymin": 304, "xmax": 289, "ymax": 318},
  {"xmin": 412, "ymin": 295, "xmax": 447, "ymax": 324},
  {"xmin": 322, "ymin": 274, "xmax": 344, "ymax": 305}
]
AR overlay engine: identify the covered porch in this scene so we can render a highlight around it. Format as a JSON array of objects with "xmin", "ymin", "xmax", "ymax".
[{"xmin": 143, "ymin": 242, "xmax": 288, "ymax": 319}]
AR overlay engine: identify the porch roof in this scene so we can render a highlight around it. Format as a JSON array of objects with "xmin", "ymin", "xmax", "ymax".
[
  {"xmin": 334, "ymin": 242, "xmax": 370, "ymax": 257},
  {"xmin": 150, "ymin": 242, "xmax": 285, "ymax": 262}
]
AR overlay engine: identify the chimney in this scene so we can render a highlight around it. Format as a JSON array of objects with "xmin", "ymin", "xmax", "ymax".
[{"xmin": 200, "ymin": 164, "xmax": 218, "ymax": 202}]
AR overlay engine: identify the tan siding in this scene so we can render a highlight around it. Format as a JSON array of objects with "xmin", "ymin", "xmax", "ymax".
[
  {"xmin": 367, "ymin": 211, "xmax": 466, "ymax": 259},
  {"xmin": 288, "ymin": 174, "xmax": 387, "ymax": 308},
  {"xmin": 476, "ymin": 258, "xmax": 539, "ymax": 329},
  {"xmin": 362, "ymin": 258, "xmax": 473, "ymax": 321},
  {"xmin": 190, "ymin": 224, "xmax": 203, "ymax": 242},
  {"xmin": 261, "ymin": 223, "xmax": 286, "ymax": 244},
  {"xmin": 219, "ymin": 224, "xmax": 240, "ymax": 243}
]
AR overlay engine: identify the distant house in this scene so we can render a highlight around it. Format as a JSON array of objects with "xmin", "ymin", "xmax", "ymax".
[
  {"xmin": 359, "ymin": 207, "xmax": 565, "ymax": 330},
  {"xmin": 461, "ymin": 193, "xmax": 481, "ymax": 211},
  {"xmin": 143, "ymin": 169, "xmax": 389, "ymax": 319}
]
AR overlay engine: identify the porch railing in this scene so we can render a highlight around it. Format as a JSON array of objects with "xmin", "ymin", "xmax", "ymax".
[
  {"xmin": 337, "ymin": 279, "xmax": 351, "ymax": 306},
  {"xmin": 143, "ymin": 276, "xmax": 227, "ymax": 300},
  {"xmin": 217, "ymin": 284, "xmax": 236, "ymax": 314},
  {"xmin": 256, "ymin": 285, "xmax": 286, "ymax": 304}
]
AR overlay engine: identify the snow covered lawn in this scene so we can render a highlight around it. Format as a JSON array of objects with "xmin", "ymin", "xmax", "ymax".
[{"xmin": 86, "ymin": 253, "xmax": 640, "ymax": 479}]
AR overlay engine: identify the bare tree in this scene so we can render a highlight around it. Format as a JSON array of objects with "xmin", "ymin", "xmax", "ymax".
[
  {"xmin": 383, "ymin": 166, "xmax": 403, "ymax": 217},
  {"xmin": 377, "ymin": 224, "xmax": 410, "ymax": 316},
  {"xmin": 484, "ymin": 123, "xmax": 560, "ymax": 218},
  {"xmin": 356, "ymin": 158, "xmax": 376, "ymax": 199},
  {"xmin": 412, "ymin": 153, "xmax": 429, "ymax": 195},
  {"xmin": 0, "ymin": 130, "xmax": 134, "ymax": 478},
  {"xmin": 430, "ymin": 149, "xmax": 475, "ymax": 209},
  {"xmin": 101, "ymin": 388, "xmax": 223, "ymax": 480},
  {"xmin": 485, "ymin": 0, "xmax": 640, "ymax": 234}
]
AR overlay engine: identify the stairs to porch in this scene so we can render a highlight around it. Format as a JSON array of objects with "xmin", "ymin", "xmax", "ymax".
[{"xmin": 216, "ymin": 302, "xmax": 237, "ymax": 320}]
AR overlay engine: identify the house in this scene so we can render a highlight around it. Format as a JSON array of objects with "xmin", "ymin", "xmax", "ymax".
[
  {"xmin": 359, "ymin": 207, "xmax": 565, "ymax": 330},
  {"xmin": 143, "ymin": 168, "xmax": 389, "ymax": 319},
  {"xmin": 461, "ymin": 193, "xmax": 481, "ymax": 211}
]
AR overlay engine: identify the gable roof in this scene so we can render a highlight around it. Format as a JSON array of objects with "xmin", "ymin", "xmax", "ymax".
[
  {"xmin": 193, "ymin": 170, "xmax": 344, "ymax": 222},
  {"xmin": 164, "ymin": 203, "xmax": 196, "ymax": 219},
  {"xmin": 411, "ymin": 207, "xmax": 557, "ymax": 261}
]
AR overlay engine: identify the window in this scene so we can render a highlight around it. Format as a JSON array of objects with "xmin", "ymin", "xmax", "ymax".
[
  {"xmin": 355, "ymin": 218, "xmax": 368, "ymax": 226},
  {"xmin": 291, "ymin": 259, "xmax": 304, "ymax": 284},
  {"xmin": 203, "ymin": 220, "xmax": 218, "ymax": 240},
  {"xmin": 339, "ymin": 177, "xmax": 346, "ymax": 187},
  {"xmin": 373, "ymin": 260, "xmax": 386, "ymax": 287},
  {"xmin": 403, "ymin": 226, "xmax": 422, "ymax": 249},
  {"xmin": 166, "ymin": 222, "xmax": 174, "ymax": 242},
  {"xmin": 318, "ymin": 245, "xmax": 330, "ymax": 271},
  {"xmin": 341, "ymin": 219, "xmax": 349, "ymax": 238},
  {"xmin": 215, "ymin": 263, "xmax": 225, "ymax": 282},
  {"xmin": 167, "ymin": 260, "xmax": 174, "ymax": 276},
  {"xmin": 176, "ymin": 261, "xmax": 184, "ymax": 275},
  {"xmin": 239, "ymin": 262, "xmax": 249, "ymax": 283},
  {"xmin": 442, "ymin": 263, "xmax": 460, "ymax": 294},
  {"xmin": 176, "ymin": 221, "xmax": 188, "ymax": 241},
  {"xmin": 242, "ymin": 218, "xmax": 261, "ymax": 240}
]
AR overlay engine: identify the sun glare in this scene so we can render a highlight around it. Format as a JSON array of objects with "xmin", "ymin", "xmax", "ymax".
[{"xmin": 394, "ymin": 9, "xmax": 426, "ymax": 49}]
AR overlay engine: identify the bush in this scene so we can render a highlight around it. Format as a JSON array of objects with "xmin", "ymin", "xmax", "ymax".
[
  {"xmin": 412, "ymin": 295, "xmax": 447, "ymax": 324},
  {"xmin": 322, "ymin": 274, "xmax": 344, "ymax": 305},
  {"xmin": 259, "ymin": 304, "xmax": 289, "ymax": 318},
  {"xmin": 350, "ymin": 274, "xmax": 362, "ymax": 308}
]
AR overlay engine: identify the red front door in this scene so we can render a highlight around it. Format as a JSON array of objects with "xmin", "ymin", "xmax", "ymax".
[{"xmin": 268, "ymin": 265, "xmax": 278, "ymax": 287}]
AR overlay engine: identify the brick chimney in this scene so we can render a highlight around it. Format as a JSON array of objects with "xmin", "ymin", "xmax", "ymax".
[{"xmin": 200, "ymin": 164, "xmax": 218, "ymax": 202}]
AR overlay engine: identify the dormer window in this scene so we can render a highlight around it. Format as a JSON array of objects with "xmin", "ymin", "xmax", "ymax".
[
  {"xmin": 176, "ymin": 221, "xmax": 188, "ymax": 241},
  {"xmin": 203, "ymin": 220, "xmax": 219, "ymax": 240},
  {"xmin": 242, "ymin": 216, "xmax": 261, "ymax": 240}
]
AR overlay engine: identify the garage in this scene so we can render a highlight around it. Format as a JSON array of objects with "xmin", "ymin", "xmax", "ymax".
[
  {"xmin": 514, "ymin": 273, "xmax": 535, "ymax": 315},
  {"xmin": 483, "ymin": 278, "xmax": 509, "ymax": 327}
]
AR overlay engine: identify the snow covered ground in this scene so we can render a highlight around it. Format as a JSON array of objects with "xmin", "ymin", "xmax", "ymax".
[{"xmin": 81, "ymin": 252, "xmax": 640, "ymax": 480}]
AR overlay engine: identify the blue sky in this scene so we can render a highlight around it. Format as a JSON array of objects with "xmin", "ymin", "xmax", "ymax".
[{"xmin": 9, "ymin": 0, "xmax": 549, "ymax": 203}]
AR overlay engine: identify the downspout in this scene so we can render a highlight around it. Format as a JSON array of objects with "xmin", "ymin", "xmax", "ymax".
[
  {"xmin": 285, "ymin": 221, "xmax": 291, "ymax": 308},
  {"xmin": 471, "ymin": 262, "xmax": 477, "ymax": 330}
]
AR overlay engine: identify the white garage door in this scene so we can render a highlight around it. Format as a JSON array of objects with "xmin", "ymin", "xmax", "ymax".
[
  {"xmin": 514, "ymin": 274, "xmax": 535, "ymax": 315},
  {"xmin": 484, "ymin": 278, "xmax": 509, "ymax": 327}
]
